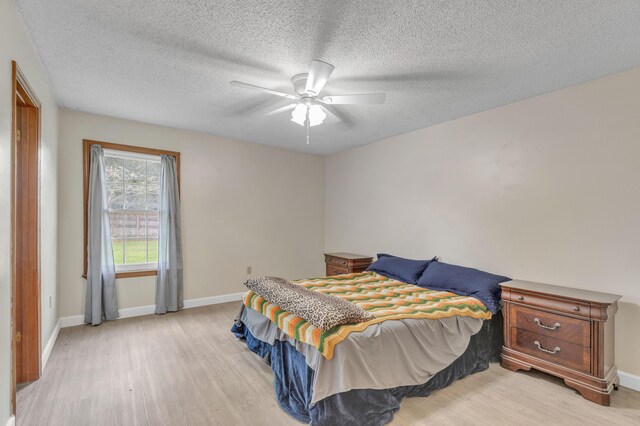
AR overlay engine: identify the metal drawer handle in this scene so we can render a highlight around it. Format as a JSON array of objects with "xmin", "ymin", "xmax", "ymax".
[
  {"xmin": 534, "ymin": 341, "xmax": 561, "ymax": 354},
  {"xmin": 517, "ymin": 296, "xmax": 524, "ymax": 301},
  {"xmin": 534, "ymin": 318, "xmax": 561, "ymax": 330},
  {"xmin": 572, "ymin": 306, "xmax": 580, "ymax": 312}
]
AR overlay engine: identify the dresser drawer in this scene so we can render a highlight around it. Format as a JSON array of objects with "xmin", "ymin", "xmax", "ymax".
[
  {"xmin": 325, "ymin": 255, "xmax": 349, "ymax": 268},
  {"xmin": 510, "ymin": 327, "xmax": 590, "ymax": 373},
  {"xmin": 511, "ymin": 305, "xmax": 590, "ymax": 347},
  {"xmin": 326, "ymin": 264, "xmax": 349, "ymax": 276},
  {"xmin": 505, "ymin": 289, "xmax": 591, "ymax": 319}
]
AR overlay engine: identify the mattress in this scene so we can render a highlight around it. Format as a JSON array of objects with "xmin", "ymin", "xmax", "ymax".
[{"xmin": 242, "ymin": 271, "xmax": 492, "ymax": 359}]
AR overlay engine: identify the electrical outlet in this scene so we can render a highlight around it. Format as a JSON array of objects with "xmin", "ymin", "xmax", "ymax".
[{"xmin": 246, "ymin": 266, "xmax": 252, "ymax": 275}]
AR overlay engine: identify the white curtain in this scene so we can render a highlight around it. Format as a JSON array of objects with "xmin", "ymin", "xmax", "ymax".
[
  {"xmin": 85, "ymin": 145, "xmax": 119, "ymax": 325},
  {"xmin": 155, "ymin": 154, "xmax": 183, "ymax": 314}
]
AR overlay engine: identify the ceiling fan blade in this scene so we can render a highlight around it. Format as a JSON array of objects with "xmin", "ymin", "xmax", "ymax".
[
  {"xmin": 229, "ymin": 81, "xmax": 297, "ymax": 99},
  {"xmin": 319, "ymin": 105, "xmax": 340, "ymax": 123},
  {"xmin": 319, "ymin": 105, "xmax": 355, "ymax": 127},
  {"xmin": 264, "ymin": 103, "xmax": 297, "ymax": 116},
  {"xmin": 304, "ymin": 60, "xmax": 335, "ymax": 96},
  {"xmin": 321, "ymin": 93, "xmax": 386, "ymax": 105}
]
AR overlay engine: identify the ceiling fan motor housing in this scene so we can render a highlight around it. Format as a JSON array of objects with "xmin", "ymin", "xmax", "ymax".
[{"xmin": 291, "ymin": 73, "xmax": 310, "ymax": 96}]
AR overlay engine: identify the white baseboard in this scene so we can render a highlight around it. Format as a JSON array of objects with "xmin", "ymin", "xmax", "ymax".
[
  {"xmin": 6, "ymin": 415, "xmax": 15, "ymax": 426},
  {"xmin": 59, "ymin": 292, "xmax": 244, "ymax": 328},
  {"xmin": 42, "ymin": 319, "xmax": 61, "ymax": 371},
  {"xmin": 183, "ymin": 292, "xmax": 245, "ymax": 308},
  {"xmin": 619, "ymin": 370, "xmax": 640, "ymax": 392},
  {"xmin": 58, "ymin": 314, "xmax": 85, "ymax": 328}
]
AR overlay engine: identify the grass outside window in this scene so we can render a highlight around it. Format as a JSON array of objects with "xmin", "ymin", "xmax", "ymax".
[{"xmin": 112, "ymin": 239, "xmax": 159, "ymax": 266}]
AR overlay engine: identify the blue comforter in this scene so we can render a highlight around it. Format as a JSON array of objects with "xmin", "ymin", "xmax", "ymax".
[{"xmin": 232, "ymin": 314, "xmax": 502, "ymax": 425}]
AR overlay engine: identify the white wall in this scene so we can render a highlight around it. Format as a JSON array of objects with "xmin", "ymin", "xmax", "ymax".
[
  {"xmin": 0, "ymin": 0, "xmax": 59, "ymax": 422},
  {"xmin": 325, "ymin": 67, "xmax": 640, "ymax": 376},
  {"xmin": 58, "ymin": 110, "xmax": 325, "ymax": 318}
]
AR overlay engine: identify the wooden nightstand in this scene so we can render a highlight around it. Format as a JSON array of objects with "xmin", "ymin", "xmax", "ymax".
[
  {"xmin": 324, "ymin": 253, "xmax": 373, "ymax": 276},
  {"xmin": 500, "ymin": 280, "xmax": 621, "ymax": 405}
]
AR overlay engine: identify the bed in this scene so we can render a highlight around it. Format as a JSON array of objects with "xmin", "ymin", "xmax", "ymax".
[{"xmin": 231, "ymin": 269, "xmax": 505, "ymax": 425}]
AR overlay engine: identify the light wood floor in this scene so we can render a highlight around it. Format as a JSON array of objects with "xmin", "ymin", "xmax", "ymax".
[{"xmin": 18, "ymin": 302, "xmax": 640, "ymax": 425}]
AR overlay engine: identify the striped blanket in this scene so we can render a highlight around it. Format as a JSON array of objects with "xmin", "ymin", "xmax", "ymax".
[{"xmin": 242, "ymin": 271, "xmax": 492, "ymax": 359}]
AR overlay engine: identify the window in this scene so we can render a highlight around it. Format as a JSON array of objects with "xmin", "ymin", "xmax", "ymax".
[
  {"xmin": 104, "ymin": 150, "xmax": 160, "ymax": 272},
  {"xmin": 83, "ymin": 140, "xmax": 180, "ymax": 279}
]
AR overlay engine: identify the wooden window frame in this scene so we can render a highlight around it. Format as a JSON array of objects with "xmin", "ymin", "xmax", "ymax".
[{"xmin": 83, "ymin": 139, "xmax": 180, "ymax": 279}]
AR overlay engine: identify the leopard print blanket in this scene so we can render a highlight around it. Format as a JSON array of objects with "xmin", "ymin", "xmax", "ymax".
[{"xmin": 244, "ymin": 276, "xmax": 373, "ymax": 331}]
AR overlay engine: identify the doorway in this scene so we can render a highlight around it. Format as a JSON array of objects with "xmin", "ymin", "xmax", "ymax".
[{"xmin": 11, "ymin": 61, "xmax": 41, "ymax": 413}]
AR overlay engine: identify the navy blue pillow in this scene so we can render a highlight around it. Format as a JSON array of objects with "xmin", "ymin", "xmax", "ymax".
[
  {"xmin": 366, "ymin": 254, "xmax": 437, "ymax": 284},
  {"xmin": 416, "ymin": 262, "xmax": 510, "ymax": 313}
]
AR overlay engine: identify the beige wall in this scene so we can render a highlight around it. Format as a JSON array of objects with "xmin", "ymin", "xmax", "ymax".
[
  {"xmin": 58, "ymin": 110, "xmax": 325, "ymax": 317},
  {"xmin": 0, "ymin": 0, "xmax": 60, "ymax": 422},
  {"xmin": 325, "ymin": 67, "xmax": 640, "ymax": 376}
]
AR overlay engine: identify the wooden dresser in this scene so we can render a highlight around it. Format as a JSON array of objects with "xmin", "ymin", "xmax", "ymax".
[
  {"xmin": 324, "ymin": 253, "xmax": 373, "ymax": 276},
  {"xmin": 500, "ymin": 280, "xmax": 621, "ymax": 405}
]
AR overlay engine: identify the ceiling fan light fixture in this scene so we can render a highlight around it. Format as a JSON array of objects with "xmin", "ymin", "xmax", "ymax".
[
  {"xmin": 308, "ymin": 105, "xmax": 326, "ymax": 126},
  {"xmin": 290, "ymin": 103, "xmax": 326, "ymax": 127},
  {"xmin": 291, "ymin": 103, "xmax": 307, "ymax": 126}
]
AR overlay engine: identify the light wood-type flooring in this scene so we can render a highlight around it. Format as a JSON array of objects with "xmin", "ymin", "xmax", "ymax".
[{"xmin": 17, "ymin": 302, "xmax": 640, "ymax": 425}]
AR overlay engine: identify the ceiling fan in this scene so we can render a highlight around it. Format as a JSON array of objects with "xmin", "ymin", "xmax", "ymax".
[{"xmin": 230, "ymin": 60, "xmax": 385, "ymax": 144}]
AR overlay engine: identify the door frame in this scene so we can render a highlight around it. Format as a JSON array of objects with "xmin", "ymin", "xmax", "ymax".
[{"xmin": 10, "ymin": 60, "xmax": 42, "ymax": 413}]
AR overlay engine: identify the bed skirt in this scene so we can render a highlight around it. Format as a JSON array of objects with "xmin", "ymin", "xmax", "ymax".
[{"xmin": 232, "ymin": 313, "xmax": 503, "ymax": 426}]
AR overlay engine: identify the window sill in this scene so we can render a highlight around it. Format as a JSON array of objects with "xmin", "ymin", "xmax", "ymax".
[
  {"xmin": 82, "ymin": 270, "xmax": 157, "ymax": 279},
  {"xmin": 116, "ymin": 270, "xmax": 157, "ymax": 279}
]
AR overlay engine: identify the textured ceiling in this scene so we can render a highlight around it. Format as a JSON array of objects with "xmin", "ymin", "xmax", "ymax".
[{"xmin": 15, "ymin": 0, "xmax": 640, "ymax": 155}]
